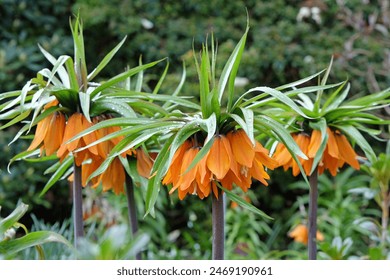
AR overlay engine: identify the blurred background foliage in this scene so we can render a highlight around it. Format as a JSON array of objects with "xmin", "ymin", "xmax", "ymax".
[{"xmin": 0, "ymin": 0, "xmax": 389, "ymax": 259}]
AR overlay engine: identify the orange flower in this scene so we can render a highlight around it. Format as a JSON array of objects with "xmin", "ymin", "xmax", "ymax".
[
  {"xmin": 163, "ymin": 129, "xmax": 277, "ymax": 200},
  {"xmin": 273, "ymin": 127, "xmax": 360, "ymax": 176},
  {"xmin": 136, "ymin": 148, "xmax": 157, "ymax": 178},
  {"xmin": 27, "ymin": 101, "xmax": 65, "ymax": 156},
  {"xmin": 288, "ymin": 224, "xmax": 324, "ymax": 245},
  {"xmin": 57, "ymin": 113, "xmax": 136, "ymax": 194}
]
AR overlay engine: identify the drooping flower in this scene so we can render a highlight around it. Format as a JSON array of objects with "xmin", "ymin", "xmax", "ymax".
[
  {"xmin": 27, "ymin": 100, "xmax": 66, "ymax": 156},
  {"xmin": 288, "ymin": 224, "xmax": 324, "ymax": 245},
  {"xmin": 163, "ymin": 129, "xmax": 278, "ymax": 200},
  {"xmin": 136, "ymin": 148, "xmax": 157, "ymax": 178},
  {"xmin": 273, "ymin": 127, "xmax": 360, "ymax": 176}
]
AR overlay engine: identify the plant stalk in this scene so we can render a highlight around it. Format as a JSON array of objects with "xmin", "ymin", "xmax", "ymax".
[
  {"xmin": 308, "ymin": 167, "xmax": 318, "ymax": 260},
  {"xmin": 125, "ymin": 174, "xmax": 141, "ymax": 260},
  {"xmin": 212, "ymin": 188, "xmax": 225, "ymax": 260},
  {"xmin": 381, "ymin": 190, "xmax": 389, "ymax": 248},
  {"xmin": 72, "ymin": 162, "xmax": 84, "ymax": 247}
]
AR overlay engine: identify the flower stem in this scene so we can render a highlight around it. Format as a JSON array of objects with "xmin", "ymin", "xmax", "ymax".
[
  {"xmin": 72, "ymin": 162, "xmax": 84, "ymax": 247},
  {"xmin": 308, "ymin": 167, "xmax": 318, "ymax": 260},
  {"xmin": 212, "ymin": 188, "xmax": 225, "ymax": 260},
  {"xmin": 125, "ymin": 174, "xmax": 141, "ymax": 260},
  {"xmin": 380, "ymin": 189, "xmax": 389, "ymax": 249}
]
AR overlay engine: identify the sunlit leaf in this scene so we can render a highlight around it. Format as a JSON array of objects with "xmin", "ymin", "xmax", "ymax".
[
  {"xmin": 40, "ymin": 156, "xmax": 73, "ymax": 196},
  {"xmin": 0, "ymin": 203, "xmax": 29, "ymax": 238},
  {"xmin": 0, "ymin": 231, "xmax": 72, "ymax": 255}
]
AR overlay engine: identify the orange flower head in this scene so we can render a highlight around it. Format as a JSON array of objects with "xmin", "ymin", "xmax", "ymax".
[
  {"xmin": 288, "ymin": 224, "xmax": 324, "ymax": 245},
  {"xmin": 273, "ymin": 127, "xmax": 360, "ymax": 177},
  {"xmin": 163, "ymin": 129, "xmax": 276, "ymax": 200}
]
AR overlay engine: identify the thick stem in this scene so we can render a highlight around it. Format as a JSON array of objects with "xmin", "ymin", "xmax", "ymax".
[
  {"xmin": 125, "ymin": 174, "xmax": 141, "ymax": 260},
  {"xmin": 308, "ymin": 167, "xmax": 318, "ymax": 260},
  {"xmin": 381, "ymin": 191, "xmax": 389, "ymax": 248},
  {"xmin": 212, "ymin": 189, "xmax": 225, "ymax": 260},
  {"xmin": 72, "ymin": 162, "xmax": 84, "ymax": 247}
]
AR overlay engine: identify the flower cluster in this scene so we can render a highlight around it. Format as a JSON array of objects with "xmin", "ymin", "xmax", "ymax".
[
  {"xmin": 163, "ymin": 129, "xmax": 278, "ymax": 200},
  {"xmin": 273, "ymin": 127, "xmax": 360, "ymax": 176},
  {"xmin": 27, "ymin": 101, "xmax": 154, "ymax": 194}
]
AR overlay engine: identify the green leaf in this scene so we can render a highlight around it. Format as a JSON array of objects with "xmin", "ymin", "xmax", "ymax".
[
  {"xmin": 314, "ymin": 57, "xmax": 333, "ymax": 112},
  {"xmin": 0, "ymin": 231, "xmax": 72, "ymax": 255},
  {"xmin": 152, "ymin": 61, "xmax": 169, "ymax": 94},
  {"xmin": 255, "ymin": 116, "xmax": 309, "ymax": 186},
  {"xmin": 38, "ymin": 44, "xmax": 70, "ymax": 88},
  {"xmin": 91, "ymin": 99, "xmax": 137, "ymax": 118},
  {"xmin": 0, "ymin": 203, "xmax": 29, "ymax": 238},
  {"xmin": 346, "ymin": 87, "xmax": 390, "ymax": 107},
  {"xmin": 65, "ymin": 117, "xmax": 152, "ymax": 144},
  {"xmin": 145, "ymin": 135, "xmax": 175, "ymax": 216},
  {"xmin": 135, "ymin": 56, "xmax": 144, "ymax": 92},
  {"xmin": 322, "ymin": 82, "xmax": 349, "ymax": 113},
  {"xmin": 167, "ymin": 122, "xmax": 200, "ymax": 166},
  {"xmin": 7, "ymin": 149, "xmax": 40, "ymax": 172},
  {"xmin": 87, "ymin": 36, "xmax": 127, "ymax": 81},
  {"xmin": 275, "ymin": 69, "xmax": 325, "ymax": 91},
  {"xmin": 40, "ymin": 156, "xmax": 73, "ymax": 196},
  {"xmin": 199, "ymin": 46, "xmax": 211, "ymax": 118},
  {"xmin": 90, "ymin": 59, "xmax": 164, "ymax": 98},
  {"xmin": 105, "ymin": 91, "xmax": 200, "ymax": 110},
  {"xmin": 219, "ymin": 25, "xmax": 248, "ymax": 104},
  {"xmin": 70, "ymin": 16, "xmax": 88, "ymax": 90},
  {"xmin": 47, "ymin": 55, "xmax": 72, "ymax": 87},
  {"xmin": 163, "ymin": 61, "xmax": 186, "ymax": 109},
  {"xmin": 0, "ymin": 90, "xmax": 23, "ymax": 102},
  {"xmin": 79, "ymin": 91, "xmax": 91, "ymax": 122},
  {"xmin": 240, "ymin": 107, "xmax": 255, "ymax": 144},
  {"xmin": 183, "ymin": 136, "xmax": 215, "ymax": 175},
  {"xmin": 194, "ymin": 113, "xmax": 217, "ymax": 144},
  {"xmin": 336, "ymin": 125, "xmax": 377, "ymax": 163},
  {"xmin": 0, "ymin": 110, "xmax": 31, "ymax": 130},
  {"xmin": 64, "ymin": 57, "xmax": 79, "ymax": 91},
  {"xmin": 218, "ymin": 185, "xmax": 273, "ymax": 220},
  {"xmin": 52, "ymin": 88, "xmax": 79, "ymax": 110},
  {"xmin": 309, "ymin": 118, "xmax": 328, "ymax": 175},
  {"xmin": 245, "ymin": 87, "xmax": 312, "ymax": 119},
  {"xmin": 226, "ymin": 25, "xmax": 248, "ymax": 110}
]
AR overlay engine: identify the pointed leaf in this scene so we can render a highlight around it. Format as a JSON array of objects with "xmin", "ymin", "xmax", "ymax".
[
  {"xmin": 0, "ymin": 203, "xmax": 29, "ymax": 238},
  {"xmin": 0, "ymin": 231, "xmax": 72, "ymax": 255},
  {"xmin": 40, "ymin": 156, "xmax": 73, "ymax": 196},
  {"xmin": 219, "ymin": 25, "xmax": 248, "ymax": 104},
  {"xmin": 90, "ymin": 59, "xmax": 164, "ymax": 98},
  {"xmin": 87, "ymin": 36, "xmax": 127, "ymax": 81},
  {"xmin": 218, "ymin": 185, "xmax": 273, "ymax": 220}
]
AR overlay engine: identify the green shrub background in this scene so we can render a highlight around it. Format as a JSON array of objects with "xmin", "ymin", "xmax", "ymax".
[{"xmin": 0, "ymin": 0, "xmax": 389, "ymax": 259}]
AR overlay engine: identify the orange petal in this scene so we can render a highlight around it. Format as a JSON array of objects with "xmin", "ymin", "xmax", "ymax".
[
  {"xmin": 177, "ymin": 148, "xmax": 198, "ymax": 191},
  {"xmin": 227, "ymin": 130, "xmax": 255, "ymax": 167},
  {"xmin": 307, "ymin": 130, "xmax": 322, "ymax": 158},
  {"xmin": 44, "ymin": 113, "xmax": 66, "ymax": 156},
  {"xmin": 326, "ymin": 128, "xmax": 339, "ymax": 158},
  {"xmin": 27, "ymin": 115, "xmax": 51, "ymax": 151},
  {"xmin": 289, "ymin": 224, "xmax": 309, "ymax": 245},
  {"xmin": 67, "ymin": 113, "xmax": 84, "ymax": 152},
  {"xmin": 254, "ymin": 142, "xmax": 279, "ymax": 170},
  {"xmin": 335, "ymin": 133, "xmax": 360, "ymax": 170},
  {"xmin": 272, "ymin": 143, "xmax": 291, "ymax": 166},
  {"xmin": 82, "ymin": 119, "xmax": 99, "ymax": 156},
  {"xmin": 206, "ymin": 135, "xmax": 232, "ymax": 180},
  {"xmin": 136, "ymin": 148, "xmax": 154, "ymax": 178}
]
